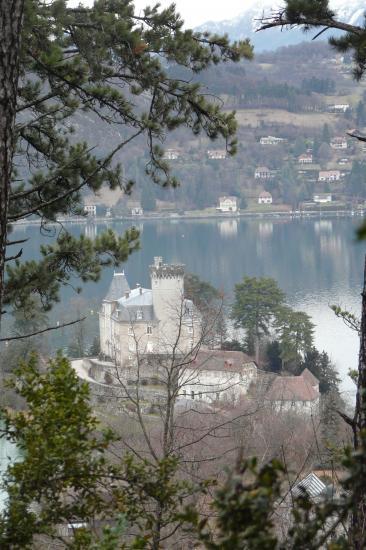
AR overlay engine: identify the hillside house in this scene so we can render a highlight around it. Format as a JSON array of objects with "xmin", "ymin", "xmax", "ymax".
[
  {"xmin": 313, "ymin": 193, "xmax": 332, "ymax": 203},
  {"xmin": 84, "ymin": 204, "xmax": 97, "ymax": 216},
  {"xmin": 265, "ymin": 369, "xmax": 320, "ymax": 414},
  {"xmin": 128, "ymin": 201, "xmax": 143, "ymax": 216},
  {"xmin": 298, "ymin": 153, "xmax": 313, "ymax": 164},
  {"xmin": 260, "ymin": 135, "xmax": 287, "ymax": 145},
  {"xmin": 330, "ymin": 137, "xmax": 348, "ymax": 150},
  {"xmin": 99, "ymin": 257, "xmax": 201, "ymax": 366},
  {"xmin": 255, "ymin": 166, "xmax": 272, "ymax": 179},
  {"xmin": 163, "ymin": 148, "xmax": 181, "ymax": 160},
  {"xmin": 318, "ymin": 170, "xmax": 341, "ymax": 182},
  {"xmin": 217, "ymin": 196, "xmax": 238, "ymax": 212},
  {"xmin": 207, "ymin": 149, "xmax": 227, "ymax": 160},
  {"xmin": 179, "ymin": 350, "xmax": 257, "ymax": 405},
  {"xmin": 258, "ymin": 191, "xmax": 273, "ymax": 204},
  {"xmin": 327, "ymin": 104, "xmax": 350, "ymax": 113}
]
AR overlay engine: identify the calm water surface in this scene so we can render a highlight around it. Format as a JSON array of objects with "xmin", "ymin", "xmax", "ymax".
[{"xmin": 10, "ymin": 216, "xmax": 366, "ymax": 401}]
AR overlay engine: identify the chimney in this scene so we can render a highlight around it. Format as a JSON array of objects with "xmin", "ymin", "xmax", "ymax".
[
  {"xmin": 125, "ymin": 291, "xmax": 130, "ymax": 299},
  {"xmin": 139, "ymin": 287, "xmax": 142, "ymax": 295},
  {"xmin": 154, "ymin": 256, "xmax": 163, "ymax": 267}
]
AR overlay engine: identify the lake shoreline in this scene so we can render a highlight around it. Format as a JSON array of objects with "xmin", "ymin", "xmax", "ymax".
[{"xmin": 10, "ymin": 208, "xmax": 366, "ymax": 227}]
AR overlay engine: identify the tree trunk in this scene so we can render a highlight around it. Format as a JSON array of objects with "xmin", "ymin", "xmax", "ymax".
[
  {"xmin": 351, "ymin": 255, "xmax": 366, "ymax": 548},
  {"xmin": 0, "ymin": 0, "xmax": 24, "ymax": 332}
]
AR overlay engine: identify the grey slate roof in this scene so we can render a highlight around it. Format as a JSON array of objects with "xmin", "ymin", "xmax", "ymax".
[
  {"xmin": 113, "ymin": 288, "xmax": 156, "ymax": 322},
  {"xmin": 104, "ymin": 272, "xmax": 130, "ymax": 301}
]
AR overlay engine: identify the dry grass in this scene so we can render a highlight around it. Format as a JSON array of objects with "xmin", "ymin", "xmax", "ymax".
[{"xmin": 234, "ymin": 108, "xmax": 340, "ymax": 128}]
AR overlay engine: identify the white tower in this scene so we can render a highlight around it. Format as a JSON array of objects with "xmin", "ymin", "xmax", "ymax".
[{"xmin": 150, "ymin": 257, "xmax": 185, "ymax": 351}]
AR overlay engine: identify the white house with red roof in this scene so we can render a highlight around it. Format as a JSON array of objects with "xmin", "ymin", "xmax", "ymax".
[
  {"xmin": 179, "ymin": 350, "xmax": 257, "ymax": 405},
  {"xmin": 255, "ymin": 166, "xmax": 272, "ymax": 179},
  {"xmin": 330, "ymin": 137, "xmax": 348, "ymax": 150},
  {"xmin": 258, "ymin": 191, "xmax": 273, "ymax": 204},
  {"xmin": 217, "ymin": 196, "xmax": 238, "ymax": 212},
  {"xmin": 298, "ymin": 153, "xmax": 313, "ymax": 164},
  {"xmin": 318, "ymin": 170, "xmax": 341, "ymax": 182},
  {"xmin": 265, "ymin": 369, "xmax": 320, "ymax": 414}
]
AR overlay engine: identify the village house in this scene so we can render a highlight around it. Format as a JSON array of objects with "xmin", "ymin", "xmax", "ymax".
[
  {"xmin": 162, "ymin": 148, "xmax": 181, "ymax": 160},
  {"xmin": 99, "ymin": 257, "xmax": 201, "ymax": 366},
  {"xmin": 207, "ymin": 149, "xmax": 227, "ymax": 160},
  {"xmin": 258, "ymin": 191, "xmax": 273, "ymax": 205},
  {"xmin": 217, "ymin": 196, "xmax": 238, "ymax": 212},
  {"xmin": 318, "ymin": 170, "xmax": 341, "ymax": 182},
  {"xmin": 313, "ymin": 193, "xmax": 332, "ymax": 203},
  {"xmin": 128, "ymin": 201, "xmax": 144, "ymax": 216},
  {"xmin": 260, "ymin": 135, "xmax": 287, "ymax": 145},
  {"xmin": 254, "ymin": 166, "xmax": 272, "ymax": 179},
  {"xmin": 330, "ymin": 137, "xmax": 348, "ymax": 150},
  {"xmin": 298, "ymin": 153, "xmax": 313, "ymax": 164},
  {"xmin": 327, "ymin": 104, "xmax": 350, "ymax": 113},
  {"xmin": 84, "ymin": 204, "xmax": 97, "ymax": 216},
  {"xmin": 265, "ymin": 369, "xmax": 320, "ymax": 415},
  {"xmin": 179, "ymin": 350, "xmax": 257, "ymax": 405}
]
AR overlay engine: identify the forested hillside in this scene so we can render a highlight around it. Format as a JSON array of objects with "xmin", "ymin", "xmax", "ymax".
[{"xmin": 81, "ymin": 42, "xmax": 366, "ymax": 214}]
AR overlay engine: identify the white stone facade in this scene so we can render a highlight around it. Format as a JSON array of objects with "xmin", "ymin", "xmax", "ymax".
[
  {"xmin": 217, "ymin": 196, "xmax": 238, "ymax": 212},
  {"xmin": 84, "ymin": 204, "xmax": 96, "ymax": 216},
  {"xmin": 179, "ymin": 353, "xmax": 257, "ymax": 405},
  {"xmin": 99, "ymin": 258, "xmax": 201, "ymax": 366},
  {"xmin": 258, "ymin": 192, "xmax": 273, "ymax": 204},
  {"xmin": 314, "ymin": 194, "xmax": 332, "ymax": 203}
]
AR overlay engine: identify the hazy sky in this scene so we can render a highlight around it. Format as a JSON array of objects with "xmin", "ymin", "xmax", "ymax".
[{"xmin": 68, "ymin": 1, "xmax": 258, "ymax": 27}]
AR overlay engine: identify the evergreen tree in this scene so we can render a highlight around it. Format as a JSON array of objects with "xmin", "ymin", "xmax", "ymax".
[
  {"xmin": 275, "ymin": 308, "xmax": 314, "ymax": 372},
  {"xmin": 301, "ymin": 347, "xmax": 340, "ymax": 394},
  {"xmin": 184, "ymin": 272, "xmax": 226, "ymax": 346},
  {"xmin": 0, "ymin": 353, "xmax": 115, "ymax": 547},
  {"xmin": 0, "ymin": 0, "xmax": 252, "ymax": 337},
  {"xmin": 231, "ymin": 277, "xmax": 285, "ymax": 363},
  {"xmin": 321, "ymin": 123, "xmax": 331, "ymax": 145},
  {"xmin": 265, "ymin": 340, "xmax": 282, "ymax": 373}
]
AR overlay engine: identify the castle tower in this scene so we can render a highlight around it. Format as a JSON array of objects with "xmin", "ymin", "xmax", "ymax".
[{"xmin": 150, "ymin": 257, "xmax": 185, "ymax": 350}]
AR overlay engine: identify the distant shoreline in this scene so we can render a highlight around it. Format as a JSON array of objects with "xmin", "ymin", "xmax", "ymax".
[{"xmin": 10, "ymin": 208, "xmax": 365, "ymax": 227}]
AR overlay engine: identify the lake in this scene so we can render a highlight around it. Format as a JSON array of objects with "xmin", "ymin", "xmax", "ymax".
[{"xmin": 9, "ymin": 216, "xmax": 366, "ymax": 401}]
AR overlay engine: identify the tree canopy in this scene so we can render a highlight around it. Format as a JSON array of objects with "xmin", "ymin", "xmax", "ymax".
[{"xmin": 231, "ymin": 277, "xmax": 285, "ymax": 362}]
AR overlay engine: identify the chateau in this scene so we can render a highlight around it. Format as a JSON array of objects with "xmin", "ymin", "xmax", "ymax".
[{"xmin": 99, "ymin": 257, "xmax": 201, "ymax": 365}]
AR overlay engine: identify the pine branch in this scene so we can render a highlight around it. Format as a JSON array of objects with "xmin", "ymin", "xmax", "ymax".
[
  {"xmin": 8, "ymin": 129, "xmax": 143, "ymax": 220},
  {"xmin": 0, "ymin": 317, "xmax": 86, "ymax": 341},
  {"xmin": 257, "ymin": 11, "xmax": 363, "ymax": 36}
]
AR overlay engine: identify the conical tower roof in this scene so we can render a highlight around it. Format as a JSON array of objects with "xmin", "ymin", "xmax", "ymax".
[{"xmin": 104, "ymin": 271, "xmax": 130, "ymax": 301}]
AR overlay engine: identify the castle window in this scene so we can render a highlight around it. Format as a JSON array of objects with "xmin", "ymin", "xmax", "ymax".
[
  {"xmin": 128, "ymin": 326, "xmax": 133, "ymax": 335},
  {"xmin": 188, "ymin": 326, "xmax": 193, "ymax": 334},
  {"xmin": 216, "ymin": 392, "xmax": 220, "ymax": 401},
  {"xmin": 198, "ymin": 392, "xmax": 203, "ymax": 400},
  {"xmin": 191, "ymin": 390, "xmax": 195, "ymax": 400},
  {"xmin": 128, "ymin": 340, "xmax": 135, "ymax": 352},
  {"xmin": 183, "ymin": 389, "xmax": 187, "ymax": 397},
  {"xmin": 136, "ymin": 309, "xmax": 143, "ymax": 320},
  {"xmin": 147, "ymin": 326, "xmax": 152, "ymax": 335}
]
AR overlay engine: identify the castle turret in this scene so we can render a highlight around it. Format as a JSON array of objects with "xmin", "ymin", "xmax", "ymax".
[{"xmin": 150, "ymin": 257, "xmax": 185, "ymax": 349}]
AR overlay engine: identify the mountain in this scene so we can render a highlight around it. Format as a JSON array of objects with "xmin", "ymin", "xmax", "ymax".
[{"xmin": 196, "ymin": 0, "xmax": 366, "ymax": 52}]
